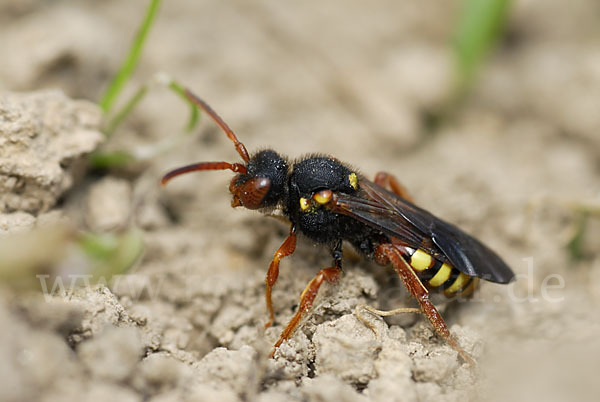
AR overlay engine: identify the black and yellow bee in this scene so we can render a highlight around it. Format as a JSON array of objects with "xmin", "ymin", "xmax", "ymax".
[{"xmin": 162, "ymin": 89, "xmax": 515, "ymax": 366}]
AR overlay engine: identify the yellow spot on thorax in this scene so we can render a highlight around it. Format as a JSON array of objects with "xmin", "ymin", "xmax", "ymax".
[
  {"xmin": 300, "ymin": 197, "xmax": 310, "ymax": 211},
  {"xmin": 410, "ymin": 249, "xmax": 432, "ymax": 271},
  {"xmin": 348, "ymin": 173, "xmax": 358, "ymax": 190}
]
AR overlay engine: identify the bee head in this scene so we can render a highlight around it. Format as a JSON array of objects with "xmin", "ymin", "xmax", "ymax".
[{"xmin": 161, "ymin": 90, "xmax": 288, "ymax": 210}]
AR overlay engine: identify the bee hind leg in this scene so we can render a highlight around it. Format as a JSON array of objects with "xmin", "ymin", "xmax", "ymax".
[{"xmin": 374, "ymin": 243, "xmax": 476, "ymax": 367}]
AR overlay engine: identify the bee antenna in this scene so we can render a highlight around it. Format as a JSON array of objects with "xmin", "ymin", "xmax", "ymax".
[
  {"xmin": 161, "ymin": 161, "xmax": 247, "ymax": 186},
  {"xmin": 184, "ymin": 89, "xmax": 250, "ymax": 163}
]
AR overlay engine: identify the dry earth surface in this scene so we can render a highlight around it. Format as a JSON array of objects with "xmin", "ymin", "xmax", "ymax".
[{"xmin": 1, "ymin": 1, "xmax": 599, "ymax": 401}]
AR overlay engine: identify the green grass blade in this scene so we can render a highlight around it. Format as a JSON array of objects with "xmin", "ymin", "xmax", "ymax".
[
  {"xmin": 104, "ymin": 85, "xmax": 148, "ymax": 137},
  {"xmin": 453, "ymin": 0, "xmax": 512, "ymax": 93},
  {"xmin": 89, "ymin": 150, "xmax": 136, "ymax": 169},
  {"xmin": 566, "ymin": 212, "xmax": 588, "ymax": 261},
  {"xmin": 167, "ymin": 78, "xmax": 200, "ymax": 132},
  {"xmin": 79, "ymin": 230, "xmax": 144, "ymax": 278},
  {"xmin": 95, "ymin": 74, "xmax": 201, "ymax": 168},
  {"xmin": 104, "ymin": 76, "xmax": 199, "ymax": 140},
  {"xmin": 99, "ymin": 0, "xmax": 162, "ymax": 114}
]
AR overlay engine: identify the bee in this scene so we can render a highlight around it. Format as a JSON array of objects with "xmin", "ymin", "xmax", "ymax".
[{"xmin": 162, "ymin": 89, "xmax": 515, "ymax": 366}]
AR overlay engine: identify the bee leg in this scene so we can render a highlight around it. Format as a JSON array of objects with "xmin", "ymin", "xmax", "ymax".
[
  {"xmin": 375, "ymin": 243, "xmax": 476, "ymax": 366},
  {"xmin": 374, "ymin": 172, "xmax": 414, "ymax": 202},
  {"xmin": 265, "ymin": 225, "xmax": 297, "ymax": 329},
  {"xmin": 270, "ymin": 246, "xmax": 343, "ymax": 357}
]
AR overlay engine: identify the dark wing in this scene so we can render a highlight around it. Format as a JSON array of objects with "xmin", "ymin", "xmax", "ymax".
[{"xmin": 331, "ymin": 179, "xmax": 514, "ymax": 284}]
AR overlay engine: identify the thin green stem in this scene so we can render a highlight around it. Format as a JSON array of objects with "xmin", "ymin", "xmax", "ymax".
[
  {"xmin": 453, "ymin": 0, "xmax": 512, "ymax": 95},
  {"xmin": 105, "ymin": 85, "xmax": 148, "ymax": 137},
  {"xmin": 99, "ymin": 0, "xmax": 162, "ymax": 115},
  {"xmin": 168, "ymin": 80, "xmax": 199, "ymax": 132},
  {"xmin": 89, "ymin": 150, "xmax": 136, "ymax": 169}
]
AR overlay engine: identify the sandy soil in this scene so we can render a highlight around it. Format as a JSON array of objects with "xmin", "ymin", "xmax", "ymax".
[{"xmin": 1, "ymin": 0, "xmax": 599, "ymax": 401}]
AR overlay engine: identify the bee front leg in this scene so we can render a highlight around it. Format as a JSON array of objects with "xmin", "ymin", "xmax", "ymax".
[
  {"xmin": 270, "ymin": 243, "xmax": 343, "ymax": 357},
  {"xmin": 265, "ymin": 225, "xmax": 297, "ymax": 329}
]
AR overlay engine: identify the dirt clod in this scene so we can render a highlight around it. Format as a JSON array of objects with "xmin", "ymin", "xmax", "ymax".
[{"xmin": 0, "ymin": 90, "xmax": 102, "ymax": 214}]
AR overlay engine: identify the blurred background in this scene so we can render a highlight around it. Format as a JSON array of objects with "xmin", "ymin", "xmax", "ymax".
[{"xmin": 0, "ymin": 1, "xmax": 599, "ymax": 401}]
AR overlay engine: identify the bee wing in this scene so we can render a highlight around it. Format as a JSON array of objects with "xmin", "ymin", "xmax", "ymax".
[{"xmin": 332, "ymin": 180, "xmax": 515, "ymax": 284}]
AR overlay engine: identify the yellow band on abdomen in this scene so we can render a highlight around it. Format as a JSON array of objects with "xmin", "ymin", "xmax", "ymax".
[
  {"xmin": 444, "ymin": 272, "xmax": 471, "ymax": 295},
  {"xmin": 458, "ymin": 277, "xmax": 478, "ymax": 297},
  {"xmin": 410, "ymin": 249, "xmax": 432, "ymax": 271},
  {"xmin": 428, "ymin": 263, "xmax": 452, "ymax": 287}
]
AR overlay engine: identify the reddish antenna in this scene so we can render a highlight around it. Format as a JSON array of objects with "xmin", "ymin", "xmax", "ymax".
[
  {"xmin": 160, "ymin": 89, "xmax": 250, "ymax": 186},
  {"xmin": 161, "ymin": 161, "xmax": 247, "ymax": 186},
  {"xmin": 184, "ymin": 89, "xmax": 250, "ymax": 163}
]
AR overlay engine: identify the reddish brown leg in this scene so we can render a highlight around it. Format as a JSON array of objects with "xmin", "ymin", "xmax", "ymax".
[
  {"xmin": 374, "ymin": 172, "xmax": 414, "ymax": 203},
  {"xmin": 375, "ymin": 243, "xmax": 476, "ymax": 366},
  {"xmin": 265, "ymin": 226, "xmax": 297, "ymax": 329},
  {"xmin": 270, "ymin": 265, "xmax": 342, "ymax": 357}
]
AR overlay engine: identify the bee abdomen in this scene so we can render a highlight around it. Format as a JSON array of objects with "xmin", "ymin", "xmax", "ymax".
[{"xmin": 404, "ymin": 248, "xmax": 478, "ymax": 298}]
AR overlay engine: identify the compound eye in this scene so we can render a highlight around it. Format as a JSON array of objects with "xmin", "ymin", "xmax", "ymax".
[
  {"xmin": 230, "ymin": 177, "xmax": 271, "ymax": 210},
  {"xmin": 313, "ymin": 189, "xmax": 333, "ymax": 205}
]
